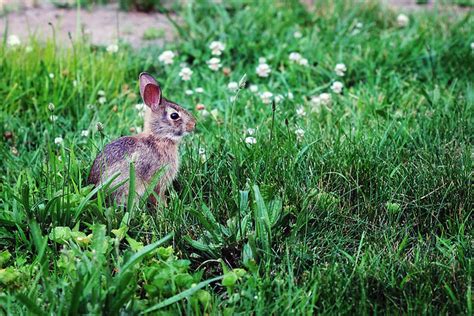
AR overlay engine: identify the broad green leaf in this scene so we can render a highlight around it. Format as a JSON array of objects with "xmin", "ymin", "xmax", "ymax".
[
  {"xmin": 222, "ymin": 271, "xmax": 238, "ymax": 287},
  {"xmin": 126, "ymin": 235, "xmax": 144, "ymax": 252},
  {"xmin": 49, "ymin": 226, "xmax": 72, "ymax": 244},
  {"xmin": 142, "ymin": 275, "xmax": 223, "ymax": 314},
  {"xmin": 253, "ymin": 185, "xmax": 271, "ymax": 255},
  {"xmin": 0, "ymin": 267, "xmax": 20, "ymax": 285},
  {"xmin": 0, "ymin": 250, "xmax": 12, "ymax": 268},
  {"xmin": 112, "ymin": 226, "xmax": 129, "ymax": 241},
  {"xmin": 120, "ymin": 233, "xmax": 173, "ymax": 274}
]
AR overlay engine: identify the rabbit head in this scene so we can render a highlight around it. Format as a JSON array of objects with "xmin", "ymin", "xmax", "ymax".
[{"xmin": 139, "ymin": 72, "xmax": 196, "ymax": 141}]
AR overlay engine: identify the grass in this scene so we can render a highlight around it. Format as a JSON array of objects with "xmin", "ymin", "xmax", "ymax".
[
  {"xmin": 143, "ymin": 27, "xmax": 165, "ymax": 41},
  {"xmin": 0, "ymin": 0, "xmax": 473, "ymax": 314}
]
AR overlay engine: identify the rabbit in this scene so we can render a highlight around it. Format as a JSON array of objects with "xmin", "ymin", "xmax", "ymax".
[{"xmin": 88, "ymin": 72, "xmax": 196, "ymax": 206}]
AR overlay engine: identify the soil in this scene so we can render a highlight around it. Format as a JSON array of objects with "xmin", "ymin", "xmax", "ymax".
[
  {"xmin": 0, "ymin": 1, "xmax": 177, "ymax": 48},
  {"xmin": 383, "ymin": 0, "xmax": 472, "ymax": 11},
  {"xmin": 301, "ymin": 0, "xmax": 471, "ymax": 12}
]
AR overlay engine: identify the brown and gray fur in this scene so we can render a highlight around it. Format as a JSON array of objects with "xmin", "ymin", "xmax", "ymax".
[{"xmin": 88, "ymin": 72, "xmax": 196, "ymax": 205}]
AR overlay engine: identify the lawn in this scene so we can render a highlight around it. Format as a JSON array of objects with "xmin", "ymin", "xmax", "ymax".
[{"xmin": 0, "ymin": 0, "xmax": 473, "ymax": 314}]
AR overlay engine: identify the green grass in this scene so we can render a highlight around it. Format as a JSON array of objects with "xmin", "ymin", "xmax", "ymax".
[
  {"xmin": 1, "ymin": 0, "xmax": 473, "ymax": 314},
  {"xmin": 143, "ymin": 27, "xmax": 165, "ymax": 41}
]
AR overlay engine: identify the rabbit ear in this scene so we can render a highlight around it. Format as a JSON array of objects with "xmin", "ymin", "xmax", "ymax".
[{"xmin": 139, "ymin": 72, "xmax": 162, "ymax": 111}]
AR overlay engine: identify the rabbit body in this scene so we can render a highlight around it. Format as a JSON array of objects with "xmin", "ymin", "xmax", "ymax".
[
  {"xmin": 88, "ymin": 134, "xmax": 179, "ymax": 204},
  {"xmin": 88, "ymin": 73, "xmax": 195, "ymax": 205}
]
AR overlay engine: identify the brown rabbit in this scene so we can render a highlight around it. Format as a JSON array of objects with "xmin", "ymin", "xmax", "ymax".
[{"xmin": 88, "ymin": 72, "xmax": 196, "ymax": 205}]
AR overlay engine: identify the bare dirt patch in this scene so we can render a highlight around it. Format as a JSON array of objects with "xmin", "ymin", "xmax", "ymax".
[
  {"xmin": 383, "ymin": 0, "xmax": 472, "ymax": 11},
  {"xmin": 300, "ymin": 0, "xmax": 471, "ymax": 13},
  {"xmin": 1, "ymin": 2, "xmax": 177, "ymax": 48}
]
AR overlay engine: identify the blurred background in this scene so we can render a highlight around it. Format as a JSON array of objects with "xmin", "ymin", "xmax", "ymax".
[{"xmin": 1, "ymin": 0, "xmax": 472, "ymax": 49}]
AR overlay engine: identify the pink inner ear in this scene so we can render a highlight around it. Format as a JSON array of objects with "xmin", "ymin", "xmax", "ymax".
[
  {"xmin": 143, "ymin": 84, "xmax": 161, "ymax": 110},
  {"xmin": 139, "ymin": 73, "xmax": 158, "ymax": 97}
]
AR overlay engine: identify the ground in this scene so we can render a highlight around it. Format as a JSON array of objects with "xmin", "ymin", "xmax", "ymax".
[
  {"xmin": 0, "ymin": 1, "xmax": 473, "ymax": 315},
  {"xmin": 0, "ymin": 2, "xmax": 176, "ymax": 48},
  {"xmin": 1, "ymin": 0, "xmax": 470, "ymax": 48}
]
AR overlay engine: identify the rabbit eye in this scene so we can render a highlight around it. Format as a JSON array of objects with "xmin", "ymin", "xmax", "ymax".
[{"xmin": 170, "ymin": 112, "xmax": 180, "ymax": 120}]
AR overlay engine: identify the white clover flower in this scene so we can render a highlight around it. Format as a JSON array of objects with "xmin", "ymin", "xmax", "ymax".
[
  {"xmin": 296, "ymin": 106, "xmax": 306, "ymax": 117},
  {"xmin": 289, "ymin": 52, "xmax": 302, "ymax": 63},
  {"xmin": 210, "ymin": 108, "xmax": 219, "ymax": 119},
  {"xmin": 49, "ymin": 73, "xmax": 55, "ymax": 79},
  {"xmin": 179, "ymin": 67, "xmax": 193, "ymax": 81},
  {"xmin": 311, "ymin": 96, "xmax": 321, "ymax": 106},
  {"xmin": 158, "ymin": 50, "xmax": 175, "ymax": 65},
  {"xmin": 48, "ymin": 103, "xmax": 55, "ymax": 111},
  {"xmin": 310, "ymin": 96, "xmax": 322, "ymax": 113},
  {"xmin": 260, "ymin": 91, "xmax": 273, "ymax": 104},
  {"xmin": 54, "ymin": 137, "xmax": 63, "ymax": 145},
  {"xmin": 287, "ymin": 92, "xmax": 294, "ymax": 100},
  {"xmin": 201, "ymin": 109, "xmax": 210, "ymax": 118},
  {"xmin": 351, "ymin": 21, "xmax": 363, "ymax": 35},
  {"xmin": 274, "ymin": 94, "xmax": 284, "ymax": 104},
  {"xmin": 106, "ymin": 44, "xmax": 118, "ymax": 54},
  {"xmin": 397, "ymin": 14, "xmax": 409, "ymax": 27},
  {"xmin": 207, "ymin": 58, "xmax": 222, "ymax": 71},
  {"xmin": 470, "ymin": 42, "xmax": 474, "ymax": 50},
  {"xmin": 256, "ymin": 63, "xmax": 271, "ymax": 77},
  {"xmin": 7, "ymin": 35, "xmax": 21, "ymax": 47},
  {"xmin": 258, "ymin": 57, "xmax": 267, "ymax": 64},
  {"xmin": 209, "ymin": 41, "xmax": 225, "ymax": 56},
  {"xmin": 245, "ymin": 137, "xmax": 257, "ymax": 144},
  {"xmin": 98, "ymin": 97, "xmax": 107, "ymax": 105},
  {"xmin": 331, "ymin": 81, "xmax": 344, "ymax": 94},
  {"xmin": 81, "ymin": 130, "xmax": 89, "ymax": 137},
  {"xmin": 49, "ymin": 115, "xmax": 58, "ymax": 122},
  {"xmin": 293, "ymin": 31, "xmax": 302, "ymax": 39},
  {"xmin": 98, "ymin": 90, "xmax": 106, "ymax": 96},
  {"xmin": 195, "ymin": 87, "xmax": 204, "ymax": 93},
  {"xmin": 135, "ymin": 103, "xmax": 145, "ymax": 111},
  {"xmin": 228, "ymin": 81, "xmax": 239, "ymax": 92},
  {"xmin": 247, "ymin": 128, "xmax": 256, "ymax": 135},
  {"xmin": 185, "ymin": 89, "xmax": 194, "ymax": 95},
  {"xmin": 298, "ymin": 58, "xmax": 309, "ymax": 66},
  {"xmin": 198, "ymin": 147, "xmax": 206, "ymax": 162},
  {"xmin": 320, "ymin": 93, "xmax": 332, "ymax": 105},
  {"xmin": 249, "ymin": 85, "xmax": 259, "ymax": 93},
  {"xmin": 295, "ymin": 128, "xmax": 305, "ymax": 141},
  {"xmin": 351, "ymin": 29, "xmax": 361, "ymax": 36},
  {"xmin": 335, "ymin": 63, "xmax": 347, "ymax": 77}
]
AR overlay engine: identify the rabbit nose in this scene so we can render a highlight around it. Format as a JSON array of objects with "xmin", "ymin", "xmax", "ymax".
[{"xmin": 186, "ymin": 120, "xmax": 196, "ymax": 132}]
